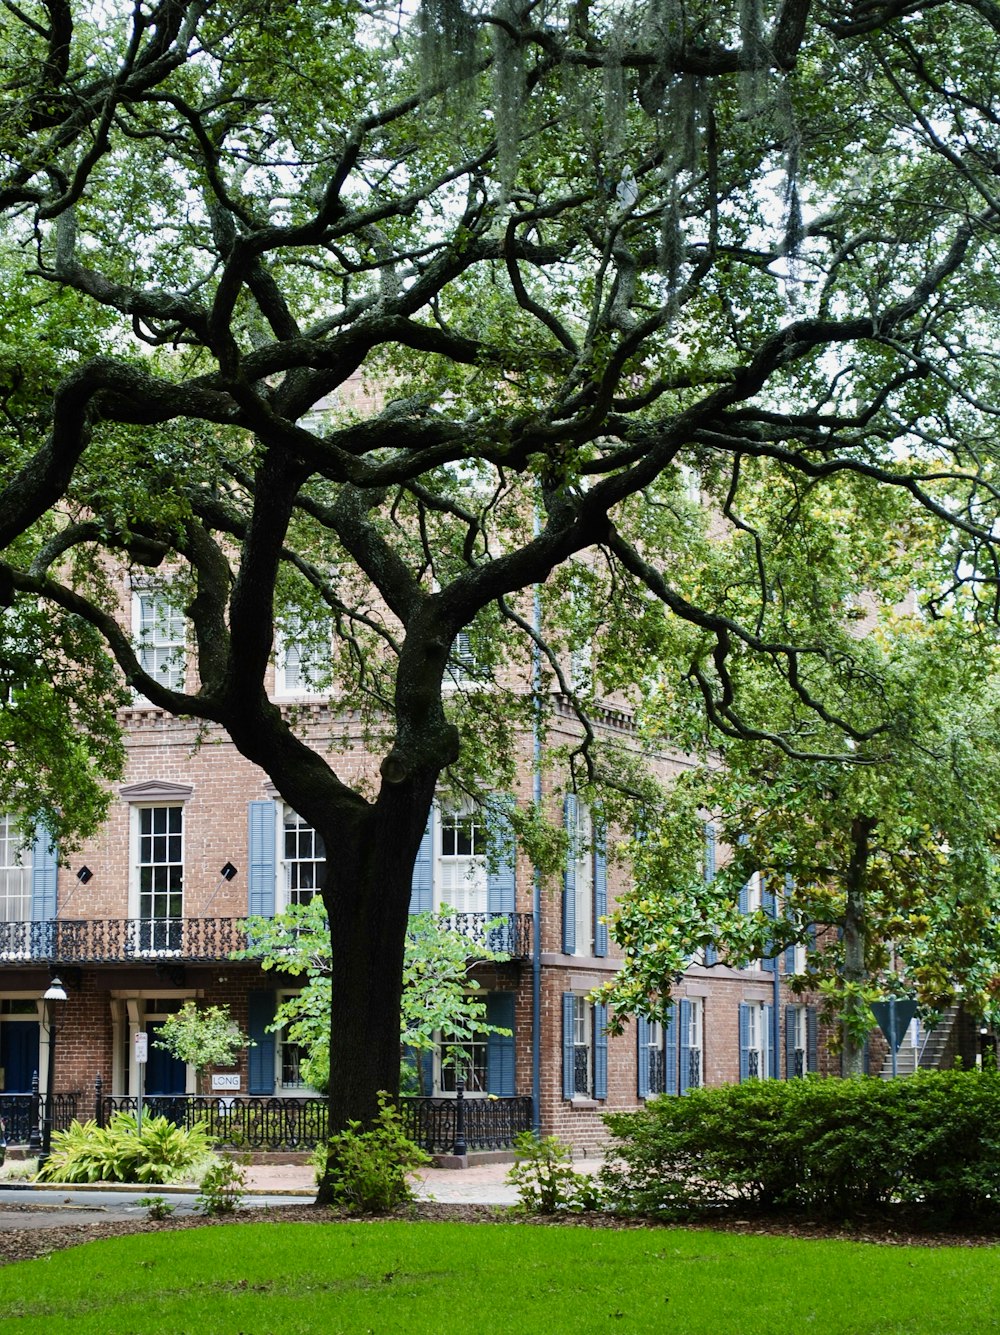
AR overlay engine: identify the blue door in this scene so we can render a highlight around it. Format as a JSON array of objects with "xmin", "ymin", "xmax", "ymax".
[
  {"xmin": 0, "ymin": 1021, "xmax": 40, "ymax": 1092},
  {"xmin": 145, "ymin": 1022, "xmax": 186, "ymax": 1096}
]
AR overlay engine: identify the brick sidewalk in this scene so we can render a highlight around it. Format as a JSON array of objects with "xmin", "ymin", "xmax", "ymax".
[{"xmin": 244, "ymin": 1157, "xmax": 604, "ymax": 1205}]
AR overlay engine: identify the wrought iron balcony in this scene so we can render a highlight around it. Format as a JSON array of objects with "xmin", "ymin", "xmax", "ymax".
[{"xmin": 0, "ymin": 911, "xmax": 532, "ymax": 965}]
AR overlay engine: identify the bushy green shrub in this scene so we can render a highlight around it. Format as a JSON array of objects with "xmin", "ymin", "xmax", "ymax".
[
  {"xmin": 506, "ymin": 1132, "xmax": 603, "ymax": 1213},
  {"xmin": 196, "ymin": 1157, "xmax": 248, "ymax": 1215},
  {"xmin": 602, "ymin": 1069, "xmax": 1000, "ymax": 1222},
  {"xmin": 36, "ymin": 1113, "xmax": 215, "ymax": 1184},
  {"xmin": 313, "ymin": 1094, "xmax": 430, "ymax": 1214}
]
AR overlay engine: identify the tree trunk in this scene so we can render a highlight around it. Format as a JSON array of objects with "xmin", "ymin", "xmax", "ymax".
[
  {"xmin": 314, "ymin": 775, "xmax": 436, "ymax": 1205},
  {"xmin": 842, "ymin": 815, "xmax": 875, "ymax": 1078}
]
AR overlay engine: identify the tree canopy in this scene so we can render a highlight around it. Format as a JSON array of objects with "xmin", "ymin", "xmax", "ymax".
[{"xmin": 4, "ymin": 0, "xmax": 1000, "ymax": 1153}]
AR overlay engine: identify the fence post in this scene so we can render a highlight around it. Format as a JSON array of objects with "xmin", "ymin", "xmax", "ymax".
[
  {"xmin": 452, "ymin": 1079, "xmax": 467, "ymax": 1157},
  {"xmin": 27, "ymin": 1070, "xmax": 41, "ymax": 1153},
  {"xmin": 94, "ymin": 1074, "xmax": 103, "ymax": 1127}
]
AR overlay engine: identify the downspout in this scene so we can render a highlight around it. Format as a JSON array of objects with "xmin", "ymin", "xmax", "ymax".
[
  {"xmin": 531, "ymin": 573, "xmax": 543, "ymax": 1133},
  {"xmin": 772, "ymin": 956, "xmax": 781, "ymax": 1079}
]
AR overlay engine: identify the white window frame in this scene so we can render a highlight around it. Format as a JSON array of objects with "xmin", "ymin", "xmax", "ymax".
[
  {"xmin": 0, "ymin": 815, "xmax": 31, "ymax": 925},
  {"xmin": 278, "ymin": 808, "xmax": 326, "ymax": 909},
  {"xmin": 789, "ymin": 1004, "xmax": 808, "ymax": 1078},
  {"xmin": 745, "ymin": 1000, "xmax": 770, "ymax": 1080},
  {"xmin": 643, "ymin": 1016, "xmax": 667, "ymax": 1096},
  {"xmin": 684, "ymin": 997, "xmax": 704, "ymax": 1088},
  {"xmin": 274, "ymin": 990, "xmax": 312, "ymax": 1092},
  {"xmin": 129, "ymin": 805, "xmax": 184, "ymax": 952},
  {"xmin": 435, "ymin": 801, "xmax": 487, "ymax": 915},
  {"xmin": 132, "ymin": 590, "xmax": 186, "ymax": 693},
  {"xmin": 570, "ymin": 995, "xmax": 592, "ymax": 1098},
  {"xmin": 274, "ymin": 617, "xmax": 331, "ymax": 698},
  {"xmin": 444, "ymin": 630, "xmax": 477, "ymax": 688}
]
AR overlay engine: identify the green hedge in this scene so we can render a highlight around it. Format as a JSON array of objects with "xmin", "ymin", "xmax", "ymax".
[{"xmin": 602, "ymin": 1070, "xmax": 1000, "ymax": 1221}]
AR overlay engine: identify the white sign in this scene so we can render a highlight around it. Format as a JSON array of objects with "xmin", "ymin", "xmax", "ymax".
[
  {"xmin": 135, "ymin": 1032, "xmax": 148, "ymax": 1064},
  {"xmin": 211, "ymin": 1073, "xmax": 241, "ymax": 1091}
]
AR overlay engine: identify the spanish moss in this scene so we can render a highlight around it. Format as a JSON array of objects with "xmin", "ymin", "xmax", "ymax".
[
  {"xmin": 418, "ymin": 0, "xmax": 479, "ymax": 107},
  {"xmin": 492, "ymin": 0, "xmax": 526, "ymax": 201}
]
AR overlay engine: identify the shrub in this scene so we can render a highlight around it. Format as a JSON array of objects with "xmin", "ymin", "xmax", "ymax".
[
  {"xmin": 602, "ymin": 1069, "xmax": 1000, "ymax": 1222},
  {"xmin": 313, "ymin": 1094, "xmax": 430, "ymax": 1214},
  {"xmin": 196, "ymin": 1158, "xmax": 248, "ymax": 1215},
  {"xmin": 136, "ymin": 1195, "xmax": 176, "ymax": 1220},
  {"xmin": 506, "ymin": 1132, "xmax": 603, "ymax": 1213},
  {"xmin": 36, "ymin": 1113, "xmax": 215, "ymax": 1184}
]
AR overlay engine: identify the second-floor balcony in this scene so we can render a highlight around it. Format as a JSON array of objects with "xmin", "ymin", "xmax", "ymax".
[{"xmin": 0, "ymin": 911, "xmax": 533, "ymax": 966}]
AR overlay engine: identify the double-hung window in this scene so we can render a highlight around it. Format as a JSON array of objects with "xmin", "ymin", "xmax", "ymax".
[
  {"xmin": 275, "ymin": 617, "xmax": 330, "ymax": 697},
  {"xmin": 739, "ymin": 1000, "xmax": 774, "ymax": 1081},
  {"xmin": 0, "ymin": 815, "xmax": 30, "ymax": 925},
  {"xmin": 281, "ymin": 811, "xmax": 326, "ymax": 907},
  {"xmin": 562, "ymin": 994, "xmax": 608, "ymax": 1100},
  {"xmin": 437, "ymin": 803, "xmax": 487, "ymax": 915},
  {"xmin": 134, "ymin": 592, "xmax": 186, "ymax": 692},
  {"xmin": 135, "ymin": 805, "xmax": 183, "ymax": 951}
]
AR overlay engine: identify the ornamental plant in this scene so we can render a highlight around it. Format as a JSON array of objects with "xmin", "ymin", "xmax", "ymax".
[{"xmin": 153, "ymin": 1002, "xmax": 250, "ymax": 1094}]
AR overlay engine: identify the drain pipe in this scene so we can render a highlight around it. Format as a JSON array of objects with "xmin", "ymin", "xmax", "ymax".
[{"xmin": 531, "ymin": 574, "xmax": 543, "ymax": 1133}]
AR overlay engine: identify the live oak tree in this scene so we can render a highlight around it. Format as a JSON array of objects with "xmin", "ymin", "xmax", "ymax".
[{"xmin": 5, "ymin": 0, "xmax": 1000, "ymax": 1191}]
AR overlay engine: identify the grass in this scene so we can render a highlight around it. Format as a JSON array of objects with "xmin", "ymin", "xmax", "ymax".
[{"xmin": 0, "ymin": 1219, "xmax": 997, "ymax": 1334}]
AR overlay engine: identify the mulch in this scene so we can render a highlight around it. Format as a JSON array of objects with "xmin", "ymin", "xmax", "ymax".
[{"xmin": 1, "ymin": 1200, "xmax": 999, "ymax": 1268}]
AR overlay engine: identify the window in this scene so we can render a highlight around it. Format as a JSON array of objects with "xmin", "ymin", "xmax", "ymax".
[
  {"xmin": 281, "ymin": 810, "xmax": 325, "ymax": 907},
  {"xmin": 0, "ymin": 815, "xmax": 30, "ymax": 924},
  {"xmin": 134, "ymin": 592, "xmax": 186, "ymax": 691},
  {"xmin": 740, "ymin": 1001, "xmax": 774, "ymax": 1081},
  {"xmin": 439, "ymin": 1030, "xmax": 488, "ymax": 1093},
  {"xmin": 638, "ymin": 999, "xmax": 702, "ymax": 1097},
  {"xmin": 275, "ymin": 618, "xmax": 330, "ymax": 697},
  {"xmin": 640, "ymin": 1016, "xmax": 667, "ymax": 1096},
  {"xmin": 134, "ymin": 806, "xmax": 183, "ymax": 950},
  {"xmin": 562, "ymin": 796, "xmax": 607, "ymax": 958},
  {"xmin": 437, "ymin": 803, "xmax": 487, "ymax": 915},
  {"xmin": 562, "ymin": 994, "xmax": 608, "ymax": 1100},
  {"xmin": 445, "ymin": 630, "xmax": 477, "ymax": 686},
  {"xmin": 785, "ymin": 1004, "xmax": 818, "ymax": 1078}
]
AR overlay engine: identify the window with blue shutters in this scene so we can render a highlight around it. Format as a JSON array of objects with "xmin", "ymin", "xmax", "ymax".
[
  {"xmin": 785, "ymin": 1004, "xmax": 819, "ymax": 1077},
  {"xmin": 739, "ymin": 1000, "xmax": 773, "ymax": 1080},
  {"xmin": 248, "ymin": 801, "xmax": 276, "ymax": 917},
  {"xmin": 29, "ymin": 827, "xmax": 57, "ymax": 922},
  {"xmin": 486, "ymin": 992, "xmax": 516, "ymax": 1096},
  {"xmin": 409, "ymin": 810, "xmax": 434, "ymax": 914},
  {"xmin": 678, "ymin": 998, "xmax": 703, "ymax": 1092},
  {"xmin": 0, "ymin": 815, "xmax": 34, "ymax": 925},
  {"xmin": 562, "ymin": 994, "xmax": 607, "ymax": 1100}
]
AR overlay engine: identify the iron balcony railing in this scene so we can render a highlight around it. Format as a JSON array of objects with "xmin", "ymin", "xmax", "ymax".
[{"xmin": 0, "ymin": 912, "xmax": 533, "ymax": 965}]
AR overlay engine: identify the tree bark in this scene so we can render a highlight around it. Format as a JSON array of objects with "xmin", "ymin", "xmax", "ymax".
[
  {"xmin": 843, "ymin": 814, "xmax": 875, "ymax": 1077},
  {"xmin": 313, "ymin": 772, "xmax": 438, "ymax": 1206}
]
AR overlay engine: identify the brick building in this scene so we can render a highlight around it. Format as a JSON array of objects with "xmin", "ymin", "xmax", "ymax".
[{"xmin": 0, "ymin": 588, "xmax": 819, "ymax": 1156}]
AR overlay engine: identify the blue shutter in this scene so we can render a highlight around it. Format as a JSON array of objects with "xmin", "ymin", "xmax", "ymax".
[
  {"xmin": 785, "ymin": 1004, "xmax": 796, "ymax": 1079},
  {"xmin": 703, "ymin": 822, "xmax": 718, "ymax": 966},
  {"xmin": 678, "ymin": 998, "xmax": 693, "ymax": 1095},
  {"xmin": 409, "ymin": 809, "xmax": 434, "ymax": 914},
  {"xmin": 562, "ymin": 993, "xmax": 576, "ymax": 1099},
  {"xmin": 637, "ymin": 1015, "xmax": 651, "ymax": 1098},
  {"xmin": 762, "ymin": 882, "xmax": 777, "ymax": 974},
  {"xmin": 664, "ymin": 1003, "xmax": 679, "ymax": 1096},
  {"xmin": 763, "ymin": 1002, "xmax": 776, "ymax": 1078},
  {"xmin": 247, "ymin": 801, "xmax": 276, "ymax": 917},
  {"xmin": 31, "ymin": 830, "xmax": 58, "ymax": 920},
  {"xmin": 247, "ymin": 990, "xmax": 276, "ymax": 1095},
  {"xmin": 593, "ymin": 1002, "xmax": 608, "ymax": 1100},
  {"xmin": 593, "ymin": 822, "xmax": 608, "ymax": 957},
  {"xmin": 486, "ymin": 799, "xmax": 516, "ymax": 915},
  {"xmin": 737, "ymin": 833, "xmax": 751, "ymax": 915},
  {"xmin": 486, "ymin": 992, "xmax": 516, "ymax": 1096},
  {"xmin": 807, "ymin": 1007, "xmax": 819, "ymax": 1074},
  {"xmin": 562, "ymin": 794, "xmax": 577, "ymax": 954},
  {"xmin": 739, "ymin": 1002, "xmax": 751, "ymax": 1082}
]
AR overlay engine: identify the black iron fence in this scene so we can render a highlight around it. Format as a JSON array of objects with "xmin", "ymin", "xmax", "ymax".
[
  {"xmin": 0, "ymin": 912, "xmax": 532, "ymax": 964},
  {"xmin": 93, "ymin": 1087, "xmax": 531, "ymax": 1155},
  {"xmin": 0, "ymin": 1091, "xmax": 78, "ymax": 1146}
]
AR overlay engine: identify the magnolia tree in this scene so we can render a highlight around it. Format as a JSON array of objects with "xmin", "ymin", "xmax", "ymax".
[{"xmin": 4, "ymin": 1, "xmax": 1000, "ymax": 1195}]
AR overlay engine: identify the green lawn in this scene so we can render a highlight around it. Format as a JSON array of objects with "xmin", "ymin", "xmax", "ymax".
[{"xmin": 0, "ymin": 1220, "xmax": 995, "ymax": 1334}]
